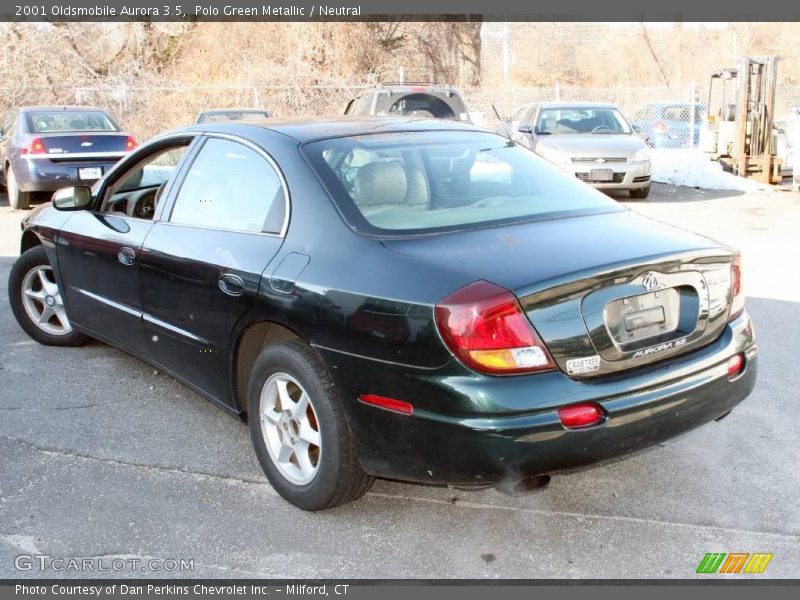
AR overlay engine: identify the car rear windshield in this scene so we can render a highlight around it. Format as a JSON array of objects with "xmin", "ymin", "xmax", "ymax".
[
  {"xmin": 197, "ymin": 110, "xmax": 270, "ymax": 123},
  {"xmin": 303, "ymin": 130, "xmax": 622, "ymax": 236},
  {"xmin": 375, "ymin": 92, "xmax": 469, "ymax": 121},
  {"xmin": 26, "ymin": 111, "xmax": 118, "ymax": 133},
  {"xmin": 537, "ymin": 107, "xmax": 632, "ymax": 134}
]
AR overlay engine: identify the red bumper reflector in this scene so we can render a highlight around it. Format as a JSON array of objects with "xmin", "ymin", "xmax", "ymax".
[
  {"xmin": 726, "ymin": 353, "xmax": 745, "ymax": 378},
  {"xmin": 358, "ymin": 394, "xmax": 414, "ymax": 416},
  {"xmin": 558, "ymin": 403, "xmax": 604, "ymax": 428}
]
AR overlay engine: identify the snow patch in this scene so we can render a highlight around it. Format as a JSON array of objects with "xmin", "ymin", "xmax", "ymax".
[{"xmin": 650, "ymin": 149, "xmax": 770, "ymax": 192}]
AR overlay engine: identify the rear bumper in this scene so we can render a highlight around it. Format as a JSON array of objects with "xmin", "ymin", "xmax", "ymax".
[
  {"xmin": 572, "ymin": 160, "xmax": 651, "ymax": 190},
  {"xmin": 319, "ymin": 311, "xmax": 757, "ymax": 485},
  {"xmin": 13, "ymin": 157, "xmax": 121, "ymax": 192}
]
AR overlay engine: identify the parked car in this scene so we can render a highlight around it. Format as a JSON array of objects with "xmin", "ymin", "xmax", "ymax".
[
  {"xmin": 0, "ymin": 106, "xmax": 137, "ymax": 210},
  {"xmin": 195, "ymin": 108, "xmax": 272, "ymax": 124},
  {"xmin": 512, "ymin": 102, "xmax": 652, "ymax": 198},
  {"xmin": 632, "ymin": 102, "xmax": 705, "ymax": 149},
  {"xmin": 345, "ymin": 83, "xmax": 471, "ymax": 122},
  {"xmin": 9, "ymin": 117, "xmax": 756, "ymax": 510}
]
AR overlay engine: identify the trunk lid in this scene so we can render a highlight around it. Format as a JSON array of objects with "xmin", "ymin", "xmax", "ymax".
[
  {"xmin": 33, "ymin": 132, "xmax": 131, "ymax": 161},
  {"xmin": 384, "ymin": 210, "xmax": 735, "ymax": 377}
]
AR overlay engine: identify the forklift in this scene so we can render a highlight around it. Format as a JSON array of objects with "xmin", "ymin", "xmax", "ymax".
[{"xmin": 700, "ymin": 55, "xmax": 782, "ymax": 183}]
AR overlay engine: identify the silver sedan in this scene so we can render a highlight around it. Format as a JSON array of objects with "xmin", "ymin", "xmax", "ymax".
[{"xmin": 511, "ymin": 102, "xmax": 652, "ymax": 199}]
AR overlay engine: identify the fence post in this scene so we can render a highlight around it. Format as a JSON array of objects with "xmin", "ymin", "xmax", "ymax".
[
  {"xmin": 252, "ymin": 86, "xmax": 260, "ymax": 109},
  {"xmin": 555, "ymin": 81, "xmax": 560, "ymax": 102},
  {"xmin": 688, "ymin": 81, "xmax": 696, "ymax": 149}
]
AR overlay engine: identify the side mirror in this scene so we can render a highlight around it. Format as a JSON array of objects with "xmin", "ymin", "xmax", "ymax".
[
  {"xmin": 52, "ymin": 186, "xmax": 92, "ymax": 211},
  {"xmin": 518, "ymin": 123, "xmax": 533, "ymax": 134},
  {"xmin": 632, "ymin": 124, "xmax": 642, "ymax": 133}
]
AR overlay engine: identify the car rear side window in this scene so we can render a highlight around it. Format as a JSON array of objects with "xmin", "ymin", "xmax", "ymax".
[
  {"xmin": 304, "ymin": 130, "xmax": 621, "ymax": 236},
  {"xmin": 170, "ymin": 137, "xmax": 286, "ymax": 234},
  {"xmin": 26, "ymin": 111, "xmax": 118, "ymax": 133}
]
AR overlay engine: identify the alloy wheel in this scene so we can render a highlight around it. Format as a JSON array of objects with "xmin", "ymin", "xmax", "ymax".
[
  {"xmin": 21, "ymin": 265, "xmax": 72, "ymax": 336},
  {"xmin": 259, "ymin": 372, "xmax": 322, "ymax": 485}
]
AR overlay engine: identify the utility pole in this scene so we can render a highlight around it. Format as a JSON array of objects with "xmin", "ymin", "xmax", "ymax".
[{"xmin": 502, "ymin": 22, "xmax": 510, "ymax": 87}]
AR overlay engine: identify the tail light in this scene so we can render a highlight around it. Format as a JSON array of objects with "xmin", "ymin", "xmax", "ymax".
[
  {"xmin": 434, "ymin": 281, "xmax": 555, "ymax": 375},
  {"xmin": 126, "ymin": 136, "xmax": 138, "ymax": 150},
  {"xmin": 729, "ymin": 251, "xmax": 744, "ymax": 321},
  {"xmin": 653, "ymin": 121, "xmax": 668, "ymax": 133},
  {"xmin": 21, "ymin": 138, "xmax": 46, "ymax": 155}
]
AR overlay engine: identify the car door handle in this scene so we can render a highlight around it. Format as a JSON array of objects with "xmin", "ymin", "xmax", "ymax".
[
  {"xmin": 117, "ymin": 247, "xmax": 136, "ymax": 266},
  {"xmin": 218, "ymin": 273, "xmax": 245, "ymax": 297}
]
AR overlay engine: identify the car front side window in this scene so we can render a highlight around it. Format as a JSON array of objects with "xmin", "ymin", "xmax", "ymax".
[{"xmin": 169, "ymin": 137, "xmax": 286, "ymax": 234}]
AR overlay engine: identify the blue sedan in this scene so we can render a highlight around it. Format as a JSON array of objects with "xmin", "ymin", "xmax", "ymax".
[{"xmin": 1, "ymin": 106, "xmax": 137, "ymax": 209}]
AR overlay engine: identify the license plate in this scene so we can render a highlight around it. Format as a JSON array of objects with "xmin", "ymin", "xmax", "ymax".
[
  {"xmin": 566, "ymin": 355, "xmax": 601, "ymax": 375},
  {"xmin": 78, "ymin": 167, "xmax": 102, "ymax": 180},
  {"xmin": 590, "ymin": 168, "xmax": 613, "ymax": 182}
]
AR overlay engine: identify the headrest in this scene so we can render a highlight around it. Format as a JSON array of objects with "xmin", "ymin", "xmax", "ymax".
[
  {"xmin": 542, "ymin": 117, "xmax": 557, "ymax": 132},
  {"xmin": 352, "ymin": 161, "xmax": 408, "ymax": 206}
]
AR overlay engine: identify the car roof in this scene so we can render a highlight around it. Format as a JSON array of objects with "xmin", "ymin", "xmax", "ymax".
[
  {"xmin": 187, "ymin": 116, "xmax": 486, "ymax": 143},
  {"xmin": 19, "ymin": 106, "xmax": 108, "ymax": 113},
  {"xmin": 365, "ymin": 83, "xmax": 461, "ymax": 91},
  {"xmin": 537, "ymin": 102, "xmax": 619, "ymax": 109},
  {"xmin": 199, "ymin": 108, "xmax": 270, "ymax": 115}
]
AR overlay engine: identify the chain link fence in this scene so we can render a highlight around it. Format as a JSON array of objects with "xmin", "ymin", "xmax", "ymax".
[{"xmin": 2, "ymin": 83, "xmax": 800, "ymax": 150}]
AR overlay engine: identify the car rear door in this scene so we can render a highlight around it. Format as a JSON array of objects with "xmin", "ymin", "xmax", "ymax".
[{"xmin": 138, "ymin": 134, "xmax": 288, "ymax": 408}]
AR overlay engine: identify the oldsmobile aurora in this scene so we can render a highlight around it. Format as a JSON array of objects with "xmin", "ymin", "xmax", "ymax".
[{"xmin": 8, "ymin": 118, "xmax": 757, "ymax": 510}]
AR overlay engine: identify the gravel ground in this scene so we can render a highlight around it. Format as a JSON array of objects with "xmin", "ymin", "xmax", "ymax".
[{"xmin": 0, "ymin": 183, "xmax": 799, "ymax": 579}]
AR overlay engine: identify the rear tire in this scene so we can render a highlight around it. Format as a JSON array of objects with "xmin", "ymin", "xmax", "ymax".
[
  {"xmin": 629, "ymin": 184, "xmax": 650, "ymax": 199},
  {"xmin": 6, "ymin": 166, "xmax": 31, "ymax": 210},
  {"xmin": 247, "ymin": 340, "xmax": 374, "ymax": 510},
  {"xmin": 8, "ymin": 246, "xmax": 91, "ymax": 346}
]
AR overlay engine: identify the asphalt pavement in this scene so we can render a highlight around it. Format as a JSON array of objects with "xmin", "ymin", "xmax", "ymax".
[{"xmin": 1, "ymin": 184, "xmax": 798, "ymax": 579}]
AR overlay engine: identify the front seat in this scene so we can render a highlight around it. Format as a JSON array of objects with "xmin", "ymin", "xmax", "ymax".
[
  {"xmin": 352, "ymin": 161, "xmax": 408, "ymax": 209},
  {"xmin": 541, "ymin": 117, "xmax": 557, "ymax": 133}
]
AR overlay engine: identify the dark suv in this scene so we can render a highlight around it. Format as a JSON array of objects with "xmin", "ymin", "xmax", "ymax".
[{"xmin": 344, "ymin": 84, "xmax": 471, "ymax": 122}]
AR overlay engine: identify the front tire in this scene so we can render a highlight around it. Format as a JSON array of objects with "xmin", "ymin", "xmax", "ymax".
[
  {"xmin": 6, "ymin": 166, "xmax": 31, "ymax": 210},
  {"xmin": 629, "ymin": 184, "xmax": 651, "ymax": 199},
  {"xmin": 8, "ymin": 246, "xmax": 90, "ymax": 346},
  {"xmin": 247, "ymin": 340, "xmax": 374, "ymax": 510}
]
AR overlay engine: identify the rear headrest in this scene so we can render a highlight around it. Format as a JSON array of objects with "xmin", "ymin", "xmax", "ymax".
[{"xmin": 352, "ymin": 161, "xmax": 407, "ymax": 206}]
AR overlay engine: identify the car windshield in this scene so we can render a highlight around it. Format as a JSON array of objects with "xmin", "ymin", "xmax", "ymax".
[
  {"xmin": 27, "ymin": 111, "xmax": 118, "ymax": 133},
  {"xmin": 304, "ymin": 130, "xmax": 622, "ymax": 235},
  {"xmin": 197, "ymin": 110, "xmax": 270, "ymax": 123},
  {"xmin": 536, "ymin": 107, "xmax": 632, "ymax": 135}
]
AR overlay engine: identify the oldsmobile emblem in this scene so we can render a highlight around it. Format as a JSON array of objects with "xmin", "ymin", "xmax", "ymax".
[
  {"xmin": 642, "ymin": 272, "xmax": 660, "ymax": 291},
  {"xmin": 80, "ymin": 141, "xmax": 93, "ymax": 147},
  {"xmin": 595, "ymin": 157, "xmax": 606, "ymax": 164}
]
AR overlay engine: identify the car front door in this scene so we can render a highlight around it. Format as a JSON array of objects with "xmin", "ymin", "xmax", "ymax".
[
  {"xmin": 56, "ymin": 136, "xmax": 198, "ymax": 357},
  {"xmin": 138, "ymin": 134, "xmax": 288, "ymax": 407}
]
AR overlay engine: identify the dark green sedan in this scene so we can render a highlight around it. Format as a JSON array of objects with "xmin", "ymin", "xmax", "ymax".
[{"xmin": 8, "ymin": 117, "xmax": 756, "ymax": 510}]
